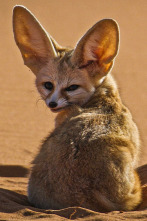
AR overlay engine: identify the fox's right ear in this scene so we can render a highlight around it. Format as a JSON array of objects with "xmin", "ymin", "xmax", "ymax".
[{"xmin": 13, "ymin": 6, "xmax": 57, "ymax": 75}]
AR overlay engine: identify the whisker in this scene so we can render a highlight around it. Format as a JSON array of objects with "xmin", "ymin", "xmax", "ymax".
[{"xmin": 35, "ymin": 97, "xmax": 44, "ymax": 107}]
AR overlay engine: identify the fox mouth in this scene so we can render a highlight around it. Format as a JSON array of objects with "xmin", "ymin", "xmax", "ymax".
[
  {"xmin": 49, "ymin": 103, "xmax": 72, "ymax": 113},
  {"xmin": 50, "ymin": 107, "xmax": 65, "ymax": 113}
]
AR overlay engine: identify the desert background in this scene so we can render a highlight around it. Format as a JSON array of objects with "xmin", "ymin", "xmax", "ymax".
[{"xmin": 0, "ymin": 0, "xmax": 146, "ymax": 220}]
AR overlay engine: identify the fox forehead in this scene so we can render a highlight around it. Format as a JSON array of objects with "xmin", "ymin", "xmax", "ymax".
[{"xmin": 37, "ymin": 56, "xmax": 92, "ymax": 89}]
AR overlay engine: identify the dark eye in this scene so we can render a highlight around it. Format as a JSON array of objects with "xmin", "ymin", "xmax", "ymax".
[
  {"xmin": 66, "ymin": 85, "xmax": 79, "ymax": 91},
  {"xmin": 44, "ymin": 82, "xmax": 53, "ymax": 90}
]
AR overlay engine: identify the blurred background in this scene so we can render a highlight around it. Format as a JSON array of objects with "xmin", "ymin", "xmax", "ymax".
[{"xmin": 0, "ymin": 0, "xmax": 146, "ymax": 166}]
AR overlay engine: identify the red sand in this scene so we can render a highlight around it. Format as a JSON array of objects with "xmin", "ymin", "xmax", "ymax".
[{"xmin": 0, "ymin": 0, "xmax": 146, "ymax": 220}]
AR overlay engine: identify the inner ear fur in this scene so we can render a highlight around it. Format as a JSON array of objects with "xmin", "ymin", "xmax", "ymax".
[
  {"xmin": 71, "ymin": 19, "xmax": 119, "ymax": 76},
  {"xmin": 13, "ymin": 5, "xmax": 58, "ymax": 74}
]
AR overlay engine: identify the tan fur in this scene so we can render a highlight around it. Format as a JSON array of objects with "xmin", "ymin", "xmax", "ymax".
[{"xmin": 13, "ymin": 5, "xmax": 142, "ymax": 212}]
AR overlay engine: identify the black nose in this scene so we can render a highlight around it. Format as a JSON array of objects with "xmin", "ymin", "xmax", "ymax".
[{"xmin": 49, "ymin": 102, "xmax": 57, "ymax": 108}]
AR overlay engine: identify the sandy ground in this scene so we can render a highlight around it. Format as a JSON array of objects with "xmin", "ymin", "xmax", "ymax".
[{"xmin": 0, "ymin": 0, "xmax": 146, "ymax": 220}]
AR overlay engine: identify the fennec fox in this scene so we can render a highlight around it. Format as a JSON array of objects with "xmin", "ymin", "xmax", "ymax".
[{"xmin": 13, "ymin": 6, "xmax": 142, "ymax": 212}]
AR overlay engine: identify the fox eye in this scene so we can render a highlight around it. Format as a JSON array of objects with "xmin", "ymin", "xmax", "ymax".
[
  {"xmin": 44, "ymin": 82, "xmax": 53, "ymax": 90},
  {"xmin": 66, "ymin": 85, "xmax": 79, "ymax": 91}
]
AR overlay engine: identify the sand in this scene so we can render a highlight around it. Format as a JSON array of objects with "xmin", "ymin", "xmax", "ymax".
[{"xmin": 0, "ymin": 0, "xmax": 146, "ymax": 220}]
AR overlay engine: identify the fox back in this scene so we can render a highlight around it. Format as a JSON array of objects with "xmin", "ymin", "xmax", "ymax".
[{"xmin": 13, "ymin": 6, "xmax": 142, "ymax": 212}]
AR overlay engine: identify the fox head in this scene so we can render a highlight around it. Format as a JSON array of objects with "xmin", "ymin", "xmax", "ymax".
[{"xmin": 13, "ymin": 6, "xmax": 119, "ymax": 112}]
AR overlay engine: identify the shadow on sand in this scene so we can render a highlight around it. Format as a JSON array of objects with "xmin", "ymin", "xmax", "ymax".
[{"xmin": 0, "ymin": 165, "xmax": 29, "ymax": 177}]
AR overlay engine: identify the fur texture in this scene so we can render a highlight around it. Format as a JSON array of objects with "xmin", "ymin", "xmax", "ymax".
[{"xmin": 13, "ymin": 5, "xmax": 142, "ymax": 212}]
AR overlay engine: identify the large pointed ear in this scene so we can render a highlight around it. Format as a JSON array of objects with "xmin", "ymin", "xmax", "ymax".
[
  {"xmin": 13, "ymin": 5, "xmax": 57, "ymax": 75},
  {"xmin": 71, "ymin": 19, "xmax": 119, "ymax": 77}
]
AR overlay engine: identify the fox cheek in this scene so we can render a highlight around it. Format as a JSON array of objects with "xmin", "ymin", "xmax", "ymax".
[
  {"xmin": 61, "ymin": 90, "xmax": 70, "ymax": 102},
  {"xmin": 37, "ymin": 87, "xmax": 51, "ymax": 100}
]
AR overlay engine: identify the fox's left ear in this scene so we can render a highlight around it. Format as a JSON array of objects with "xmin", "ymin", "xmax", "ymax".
[{"xmin": 71, "ymin": 19, "xmax": 119, "ymax": 77}]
